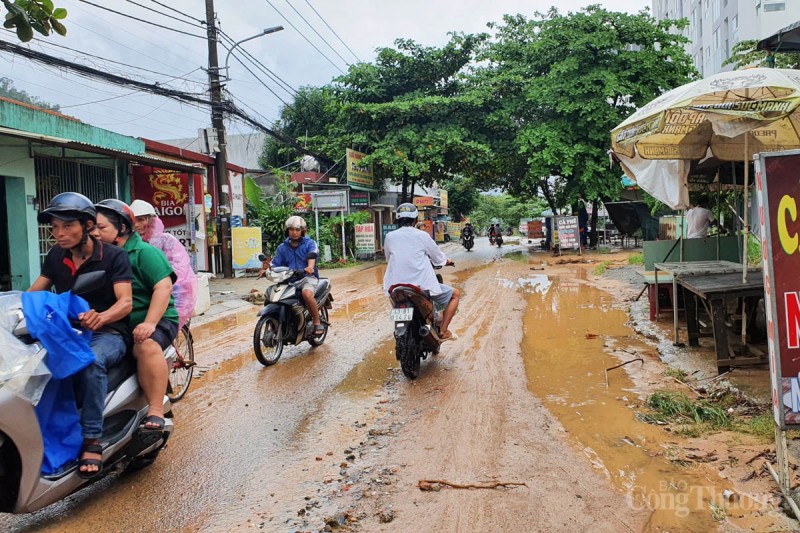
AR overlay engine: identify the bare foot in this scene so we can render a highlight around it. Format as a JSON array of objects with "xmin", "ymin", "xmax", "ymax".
[{"xmin": 440, "ymin": 330, "xmax": 458, "ymax": 341}]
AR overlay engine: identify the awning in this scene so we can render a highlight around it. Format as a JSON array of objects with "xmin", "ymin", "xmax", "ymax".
[
  {"xmin": 757, "ymin": 20, "xmax": 800, "ymax": 52},
  {"xmin": 0, "ymin": 125, "xmax": 201, "ymax": 173}
]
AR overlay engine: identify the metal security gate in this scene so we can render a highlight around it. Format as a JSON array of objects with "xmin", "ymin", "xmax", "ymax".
[{"xmin": 35, "ymin": 156, "xmax": 117, "ymax": 260}]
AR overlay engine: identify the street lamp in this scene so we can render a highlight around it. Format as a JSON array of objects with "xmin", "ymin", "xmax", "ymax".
[{"xmin": 223, "ymin": 25, "xmax": 284, "ymax": 80}]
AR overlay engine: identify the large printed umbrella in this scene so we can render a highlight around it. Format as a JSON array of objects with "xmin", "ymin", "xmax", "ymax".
[
  {"xmin": 610, "ymin": 68, "xmax": 800, "ymax": 284},
  {"xmin": 611, "ymin": 68, "xmax": 800, "ymax": 163}
]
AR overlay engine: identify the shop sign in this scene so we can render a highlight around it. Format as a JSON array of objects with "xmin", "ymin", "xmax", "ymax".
[
  {"xmin": 346, "ymin": 148, "xmax": 374, "ymax": 189},
  {"xmin": 231, "ymin": 226, "xmax": 262, "ymax": 269},
  {"xmin": 355, "ymin": 223, "xmax": 375, "ymax": 256},
  {"xmin": 556, "ymin": 216, "xmax": 580, "ymax": 250}
]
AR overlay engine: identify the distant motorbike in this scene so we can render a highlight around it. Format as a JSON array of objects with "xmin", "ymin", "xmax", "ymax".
[
  {"xmin": 506, "ymin": 228, "xmax": 513, "ymax": 236},
  {"xmin": 489, "ymin": 233, "xmax": 496, "ymax": 245},
  {"xmin": 388, "ymin": 263, "xmax": 454, "ymax": 379},
  {"xmin": 461, "ymin": 233, "xmax": 474, "ymax": 251},
  {"xmin": 253, "ymin": 254, "xmax": 333, "ymax": 366},
  {"xmin": 0, "ymin": 271, "xmax": 175, "ymax": 514},
  {"xmin": 496, "ymin": 233, "xmax": 504, "ymax": 247}
]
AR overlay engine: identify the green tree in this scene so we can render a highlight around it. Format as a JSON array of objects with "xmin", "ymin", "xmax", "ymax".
[
  {"xmin": 722, "ymin": 39, "xmax": 800, "ymax": 70},
  {"xmin": 476, "ymin": 6, "xmax": 696, "ymax": 245},
  {"xmin": 259, "ymin": 86, "xmax": 340, "ymax": 170},
  {"xmin": 0, "ymin": 77, "xmax": 59, "ymax": 110},
  {"xmin": 441, "ymin": 175, "xmax": 479, "ymax": 221},
  {"xmin": 3, "ymin": 0, "xmax": 67, "ymax": 42},
  {"xmin": 470, "ymin": 193, "xmax": 547, "ymax": 231},
  {"xmin": 327, "ymin": 34, "xmax": 494, "ymax": 199}
]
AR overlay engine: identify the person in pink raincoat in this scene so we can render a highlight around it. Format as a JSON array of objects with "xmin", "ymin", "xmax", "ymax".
[{"xmin": 130, "ymin": 200, "xmax": 197, "ymax": 328}]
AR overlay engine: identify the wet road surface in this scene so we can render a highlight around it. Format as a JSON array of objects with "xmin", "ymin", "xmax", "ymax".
[{"xmin": 2, "ymin": 238, "xmax": 795, "ymax": 531}]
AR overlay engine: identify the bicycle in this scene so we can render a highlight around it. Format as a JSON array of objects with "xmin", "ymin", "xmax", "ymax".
[{"xmin": 167, "ymin": 321, "xmax": 195, "ymax": 402}]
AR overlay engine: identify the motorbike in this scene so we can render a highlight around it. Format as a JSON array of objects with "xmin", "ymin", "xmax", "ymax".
[
  {"xmin": 489, "ymin": 233, "xmax": 496, "ymax": 245},
  {"xmin": 496, "ymin": 233, "xmax": 504, "ymax": 247},
  {"xmin": 253, "ymin": 254, "xmax": 333, "ymax": 366},
  {"xmin": 388, "ymin": 263, "xmax": 453, "ymax": 380},
  {"xmin": 0, "ymin": 271, "xmax": 175, "ymax": 514},
  {"xmin": 461, "ymin": 233, "xmax": 474, "ymax": 251}
]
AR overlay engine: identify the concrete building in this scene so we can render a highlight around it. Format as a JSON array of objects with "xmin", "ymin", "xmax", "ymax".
[{"xmin": 653, "ymin": 0, "xmax": 800, "ymax": 75}]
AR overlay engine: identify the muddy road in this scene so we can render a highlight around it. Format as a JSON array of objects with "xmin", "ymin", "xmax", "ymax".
[{"xmin": 2, "ymin": 238, "xmax": 796, "ymax": 532}]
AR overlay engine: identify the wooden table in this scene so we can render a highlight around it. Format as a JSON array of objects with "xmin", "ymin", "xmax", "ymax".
[
  {"xmin": 653, "ymin": 261, "xmax": 750, "ymax": 345},
  {"xmin": 679, "ymin": 272, "xmax": 766, "ymax": 373}
]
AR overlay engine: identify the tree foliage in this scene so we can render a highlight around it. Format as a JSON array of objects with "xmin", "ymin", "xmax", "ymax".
[
  {"xmin": 468, "ymin": 194, "xmax": 548, "ymax": 232},
  {"xmin": 3, "ymin": 0, "xmax": 67, "ymax": 42},
  {"xmin": 0, "ymin": 77, "xmax": 59, "ymax": 110},
  {"xmin": 722, "ymin": 39, "xmax": 800, "ymax": 70}
]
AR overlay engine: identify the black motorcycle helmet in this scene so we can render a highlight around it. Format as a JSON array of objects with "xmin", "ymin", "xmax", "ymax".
[
  {"xmin": 95, "ymin": 198, "xmax": 135, "ymax": 237},
  {"xmin": 37, "ymin": 192, "xmax": 97, "ymax": 224}
]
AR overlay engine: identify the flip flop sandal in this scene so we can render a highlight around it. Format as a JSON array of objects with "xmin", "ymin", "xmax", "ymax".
[
  {"xmin": 140, "ymin": 415, "xmax": 165, "ymax": 432},
  {"xmin": 78, "ymin": 443, "xmax": 103, "ymax": 480}
]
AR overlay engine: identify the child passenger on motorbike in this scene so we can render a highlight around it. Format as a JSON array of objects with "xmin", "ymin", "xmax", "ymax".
[
  {"xmin": 130, "ymin": 199, "xmax": 197, "ymax": 328},
  {"xmin": 383, "ymin": 203, "xmax": 460, "ymax": 340},
  {"xmin": 270, "ymin": 216, "xmax": 324, "ymax": 336},
  {"xmin": 92, "ymin": 199, "xmax": 179, "ymax": 437},
  {"xmin": 29, "ymin": 192, "xmax": 134, "ymax": 479}
]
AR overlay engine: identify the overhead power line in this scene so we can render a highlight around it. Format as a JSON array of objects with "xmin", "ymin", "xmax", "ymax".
[
  {"xmin": 0, "ymin": 39, "xmax": 333, "ymax": 164},
  {"xmin": 303, "ymin": 0, "xmax": 362, "ymax": 63},
  {"xmin": 77, "ymin": 0, "xmax": 206, "ymax": 39},
  {"xmin": 262, "ymin": 0, "xmax": 345, "ymax": 73},
  {"xmin": 123, "ymin": 0, "xmax": 206, "ymax": 29},
  {"xmin": 281, "ymin": 0, "xmax": 350, "ymax": 66},
  {"xmin": 227, "ymin": 48, "xmax": 291, "ymax": 107},
  {"xmin": 145, "ymin": 0, "xmax": 205, "ymax": 25}
]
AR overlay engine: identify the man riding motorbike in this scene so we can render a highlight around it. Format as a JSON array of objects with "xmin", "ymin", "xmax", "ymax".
[
  {"xmin": 270, "ymin": 216, "xmax": 324, "ymax": 336},
  {"xmin": 460, "ymin": 222, "xmax": 473, "ymax": 241},
  {"xmin": 93, "ymin": 199, "xmax": 179, "ymax": 438},
  {"xmin": 383, "ymin": 203, "xmax": 460, "ymax": 341},
  {"xmin": 28, "ymin": 192, "xmax": 134, "ymax": 479}
]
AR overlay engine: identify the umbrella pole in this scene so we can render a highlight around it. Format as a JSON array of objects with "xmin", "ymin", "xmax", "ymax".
[
  {"xmin": 741, "ymin": 137, "xmax": 750, "ymax": 348},
  {"xmin": 680, "ymin": 210, "xmax": 685, "ymax": 261},
  {"xmin": 716, "ymin": 170, "xmax": 721, "ymax": 260}
]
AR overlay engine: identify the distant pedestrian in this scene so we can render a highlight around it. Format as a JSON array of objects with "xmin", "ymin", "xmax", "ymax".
[{"xmin": 686, "ymin": 196, "xmax": 716, "ymax": 238}]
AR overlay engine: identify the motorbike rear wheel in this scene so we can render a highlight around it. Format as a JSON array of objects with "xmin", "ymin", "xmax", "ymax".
[
  {"xmin": 254, "ymin": 315, "xmax": 284, "ymax": 366},
  {"xmin": 397, "ymin": 328, "xmax": 421, "ymax": 380},
  {"xmin": 308, "ymin": 305, "xmax": 330, "ymax": 347}
]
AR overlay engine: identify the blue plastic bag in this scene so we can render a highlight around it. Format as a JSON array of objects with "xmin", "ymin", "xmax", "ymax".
[{"xmin": 22, "ymin": 291, "xmax": 96, "ymax": 474}]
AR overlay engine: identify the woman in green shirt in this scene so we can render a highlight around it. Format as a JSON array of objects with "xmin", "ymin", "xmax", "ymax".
[{"xmin": 92, "ymin": 199, "xmax": 178, "ymax": 432}]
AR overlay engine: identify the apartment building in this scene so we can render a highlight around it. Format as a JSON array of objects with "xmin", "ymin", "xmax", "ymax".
[{"xmin": 653, "ymin": 0, "xmax": 800, "ymax": 75}]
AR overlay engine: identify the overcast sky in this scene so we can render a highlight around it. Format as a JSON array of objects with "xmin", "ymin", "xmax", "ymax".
[{"xmin": 0, "ymin": 0, "xmax": 649, "ymax": 143}]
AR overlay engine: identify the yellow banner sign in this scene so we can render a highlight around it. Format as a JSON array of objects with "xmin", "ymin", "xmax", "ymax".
[
  {"xmin": 231, "ymin": 227, "xmax": 262, "ymax": 269},
  {"xmin": 346, "ymin": 148, "xmax": 374, "ymax": 189}
]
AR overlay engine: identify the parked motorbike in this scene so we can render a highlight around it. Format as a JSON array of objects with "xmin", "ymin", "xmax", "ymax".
[
  {"xmin": 0, "ymin": 271, "xmax": 175, "ymax": 514},
  {"xmin": 388, "ymin": 263, "xmax": 454, "ymax": 380},
  {"xmin": 496, "ymin": 233, "xmax": 504, "ymax": 247},
  {"xmin": 462, "ymin": 233, "xmax": 474, "ymax": 251},
  {"xmin": 253, "ymin": 254, "xmax": 333, "ymax": 366}
]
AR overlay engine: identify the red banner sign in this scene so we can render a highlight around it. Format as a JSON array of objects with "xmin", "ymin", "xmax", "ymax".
[
  {"xmin": 132, "ymin": 166, "xmax": 202, "ymax": 244},
  {"xmin": 756, "ymin": 152, "xmax": 800, "ymax": 428}
]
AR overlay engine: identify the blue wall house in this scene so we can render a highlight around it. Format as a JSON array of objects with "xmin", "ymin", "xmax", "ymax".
[{"xmin": 0, "ymin": 98, "xmax": 197, "ymax": 290}]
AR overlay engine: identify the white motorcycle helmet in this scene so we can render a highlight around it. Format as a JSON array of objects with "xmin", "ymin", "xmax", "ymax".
[
  {"xmin": 130, "ymin": 199, "xmax": 157, "ymax": 217},
  {"xmin": 395, "ymin": 203, "xmax": 418, "ymax": 220}
]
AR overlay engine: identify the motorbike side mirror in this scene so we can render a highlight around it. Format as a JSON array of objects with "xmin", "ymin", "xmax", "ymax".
[
  {"xmin": 306, "ymin": 252, "xmax": 318, "ymax": 260},
  {"xmin": 71, "ymin": 270, "xmax": 106, "ymax": 295}
]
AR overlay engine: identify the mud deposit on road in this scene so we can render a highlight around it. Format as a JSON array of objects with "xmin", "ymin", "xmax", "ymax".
[{"xmin": 519, "ymin": 261, "xmax": 793, "ymax": 532}]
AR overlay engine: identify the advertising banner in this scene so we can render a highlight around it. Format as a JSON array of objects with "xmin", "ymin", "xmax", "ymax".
[
  {"xmin": 528, "ymin": 220, "xmax": 544, "ymax": 239},
  {"xmin": 350, "ymin": 191, "xmax": 370, "ymax": 211},
  {"xmin": 229, "ymin": 170, "xmax": 245, "ymax": 218},
  {"xmin": 132, "ymin": 165, "xmax": 202, "ymax": 249},
  {"xmin": 440, "ymin": 190, "xmax": 448, "ymax": 209},
  {"xmin": 447, "ymin": 222, "xmax": 462, "ymax": 240},
  {"xmin": 556, "ymin": 216, "xmax": 580, "ymax": 250},
  {"xmin": 381, "ymin": 224, "xmax": 397, "ymax": 246},
  {"xmin": 231, "ymin": 226, "xmax": 262, "ymax": 269},
  {"xmin": 417, "ymin": 220, "xmax": 433, "ymax": 238},
  {"xmin": 355, "ymin": 223, "xmax": 375, "ymax": 256},
  {"xmin": 295, "ymin": 193, "xmax": 312, "ymax": 213},
  {"xmin": 413, "ymin": 196, "xmax": 435, "ymax": 207},
  {"xmin": 346, "ymin": 148, "xmax": 374, "ymax": 189},
  {"xmin": 311, "ymin": 190, "xmax": 347, "ymax": 211},
  {"xmin": 434, "ymin": 220, "xmax": 447, "ymax": 242},
  {"xmin": 755, "ymin": 152, "xmax": 800, "ymax": 427},
  {"xmin": 519, "ymin": 218, "xmax": 532, "ymax": 234}
]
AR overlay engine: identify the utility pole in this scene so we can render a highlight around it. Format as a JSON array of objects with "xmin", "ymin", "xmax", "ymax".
[{"xmin": 205, "ymin": 0, "xmax": 233, "ymax": 278}]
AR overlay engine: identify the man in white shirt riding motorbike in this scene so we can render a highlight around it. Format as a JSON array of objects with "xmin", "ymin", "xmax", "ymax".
[{"xmin": 383, "ymin": 203, "xmax": 460, "ymax": 340}]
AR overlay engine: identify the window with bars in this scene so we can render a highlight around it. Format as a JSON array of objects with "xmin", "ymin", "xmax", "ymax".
[{"xmin": 34, "ymin": 156, "xmax": 117, "ymax": 260}]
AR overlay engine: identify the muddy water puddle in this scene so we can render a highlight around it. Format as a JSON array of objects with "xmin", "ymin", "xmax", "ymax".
[{"xmin": 517, "ymin": 273, "xmax": 771, "ymax": 531}]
